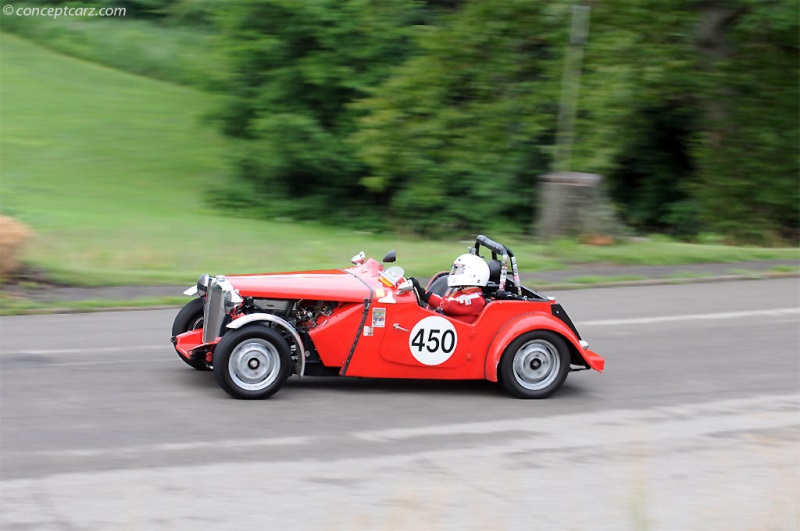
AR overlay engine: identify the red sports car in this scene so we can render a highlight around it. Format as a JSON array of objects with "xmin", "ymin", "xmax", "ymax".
[{"xmin": 171, "ymin": 235, "xmax": 604, "ymax": 399}]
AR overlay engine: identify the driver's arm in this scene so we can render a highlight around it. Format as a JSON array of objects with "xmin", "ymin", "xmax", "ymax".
[{"xmin": 409, "ymin": 277, "xmax": 431, "ymax": 304}]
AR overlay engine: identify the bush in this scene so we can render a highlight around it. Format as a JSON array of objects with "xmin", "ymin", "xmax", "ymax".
[
  {"xmin": 213, "ymin": 0, "xmax": 418, "ymax": 221},
  {"xmin": 0, "ymin": 216, "xmax": 31, "ymax": 281}
]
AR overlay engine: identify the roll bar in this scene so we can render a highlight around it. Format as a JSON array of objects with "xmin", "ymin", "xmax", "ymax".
[
  {"xmin": 472, "ymin": 235, "xmax": 521, "ymax": 295},
  {"xmin": 474, "ymin": 235, "xmax": 514, "ymax": 260}
]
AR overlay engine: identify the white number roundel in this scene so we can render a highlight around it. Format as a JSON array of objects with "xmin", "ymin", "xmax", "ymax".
[{"xmin": 408, "ymin": 316, "xmax": 458, "ymax": 366}]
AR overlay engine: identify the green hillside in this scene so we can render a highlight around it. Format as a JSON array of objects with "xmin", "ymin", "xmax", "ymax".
[
  {"xmin": 0, "ymin": 33, "xmax": 500, "ymax": 285},
  {"xmin": 1, "ymin": 32, "xmax": 228, "ymax": 283}
]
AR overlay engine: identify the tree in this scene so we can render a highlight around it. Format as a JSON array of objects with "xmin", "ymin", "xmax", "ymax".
[
  {"xmin": 690, "ymin": 0, "xmax": 799, "ymax": 242},
  {"xmin": 352, "ymin": 0, "xmax": 570, "ymax": 234},
  {"xmin": 215, "ymin": 0, "xmax": 417, "ymax": 222},
  {"xmin": 573, "ymin": 0, "xmax": 798, "ymax": 242}
]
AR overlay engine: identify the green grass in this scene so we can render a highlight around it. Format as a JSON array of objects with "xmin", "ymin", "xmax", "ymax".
[
  {"xmin": 541, "ymin": 238, "xmax": 799, "ymax": 266},
  {"xmin": 0, "ymin": 292, "xmax": 188, "ymax": 315},
  {"xmin": 564, "ymin": 275, "xmax": 648, "ymax": 285},
  {"xmin": 726, "ymin": 268, "xmax": 762, "ymax": 277},
  {"xmin": 664, "ymin": 271, "xmax": 716, "ymax": 280},
  {"xmin": 1, "ymin": 33, "xmax": 798, "ymax": 288},
  {"xmin": 0, "ymin": 10, "xmax": 220, "ymax": 89},
  {"xmin": 770, "ymin": 265, "xmax": 800, "ymax": 273}
]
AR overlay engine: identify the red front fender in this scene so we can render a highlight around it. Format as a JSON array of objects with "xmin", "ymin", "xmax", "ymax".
[
  {"xmin": 174, "ymin": 329, "xmax": 204, "ymax": 359},
  {"xmin": 174, "ymin": 329, "xmax": 220, "ymax": 364},
  {"xmin": 484, "ymin": 312, "xmax": 604, "ymax": 382}
]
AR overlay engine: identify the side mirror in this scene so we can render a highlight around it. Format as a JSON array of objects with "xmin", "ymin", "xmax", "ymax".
[
  {"xmin": 351, "ymin": 251, "xmax": 366, "ymax": 265},
  {"xmin": 382, "ymin": 250, "xmax": 397, "ymax": 263}
]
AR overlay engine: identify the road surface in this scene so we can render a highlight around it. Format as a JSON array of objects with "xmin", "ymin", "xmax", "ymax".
[{"xmin": 1, "ymin": 279, "xmax": 798, "ymax": 530}]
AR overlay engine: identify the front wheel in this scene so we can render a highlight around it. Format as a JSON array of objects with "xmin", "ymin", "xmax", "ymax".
[
  {"xmin": 213, "ymin": 325, "xmax": 291, "ymax": 400},
  {"xmin": 498, "ymin": 331, "xmax": 570, "ymax": 399}
]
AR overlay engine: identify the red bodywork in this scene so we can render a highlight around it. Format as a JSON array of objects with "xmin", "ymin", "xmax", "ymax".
[{"xmin": 175, "ymin": 258, "xmax": 603, "ymax": 381}]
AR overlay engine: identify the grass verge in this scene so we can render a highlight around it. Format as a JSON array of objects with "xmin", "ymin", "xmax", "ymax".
[
  {"xmin": 564, "ymin": 275, "xmax": 648, "ymax": 285},
  {"xmin": 0, "ymin": 292, "xmax": 187, "ymax": 315},
  {"xmin": 770, "ymin": 265, "xmax": 800, "ymax": 273},
  {"xmin": 542, "ymin": 238, "xmax": 799, "ymax": 266}
]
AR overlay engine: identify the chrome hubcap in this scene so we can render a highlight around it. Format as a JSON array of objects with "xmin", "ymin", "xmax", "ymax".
[
  {"xmin": 229, "ymin": 339, "xmax": 280, "ymax": 391},
  {"xmin": 512, "ymin": 339, "xmax": 560, "ymax": 391}
]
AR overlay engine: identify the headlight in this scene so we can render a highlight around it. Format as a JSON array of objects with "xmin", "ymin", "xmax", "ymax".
[
  {"xmin": 214, "ymin": 275, "xmax": 243, "ymax": 307},
  {"xmin": 197, "ymin": 273, "xmax": 210, "ymax": 296}
]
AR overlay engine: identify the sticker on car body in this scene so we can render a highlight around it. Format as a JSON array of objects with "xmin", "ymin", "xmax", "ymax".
[
  {"xmin": 372, "ymin": 308, "xmax": 386, "ymax": 328},
  {"xmin": 408, "ymin": 316, "xmax": 458, "ymax": 366}
]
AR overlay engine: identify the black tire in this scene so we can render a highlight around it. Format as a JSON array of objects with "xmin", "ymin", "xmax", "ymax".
[
  {"xmin": 498, "ymin": 330, "xmax": 570, "ymax": 399},
  {"xmin": 171, "ymin": 298, "xmax": 210, "ymax": 371},
  {"xmin": 213, "ymin": 325, "xmax": 292, "ymax": 400}
]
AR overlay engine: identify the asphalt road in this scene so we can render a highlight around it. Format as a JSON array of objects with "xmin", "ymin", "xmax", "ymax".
[{"xmin": 1, "ymin": 279, "xmax": 798, "ymax": 530}]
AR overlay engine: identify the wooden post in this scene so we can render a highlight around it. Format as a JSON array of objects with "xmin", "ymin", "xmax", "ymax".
[{"xmin": 534, "ymin": 7, "xmax": 620, "ymax": 242}]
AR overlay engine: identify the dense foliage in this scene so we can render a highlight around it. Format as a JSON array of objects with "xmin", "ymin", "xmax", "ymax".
[
  {"xmin": 352, "ymin": 1, "xmax": 565, "ymax": 234},
  {"xmin": 211, "ymin": 0, "xmax": 797, "ymax": 242},
  {"xmin": 209, "ymin": 1, "xmax": 425, "ymax": 228},
  {"xmin": 575, "ymin": 0, "xmax": 800, "ymax": 243}
]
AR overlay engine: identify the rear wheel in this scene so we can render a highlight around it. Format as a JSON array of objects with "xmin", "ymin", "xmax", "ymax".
[
  {"xmin": 499, "ymin": 331, "xmax": 570, "ymax": 399},
  {"xmin": 213, "ymin": 325, "xmax": 291, "ymax": 400},
  {"xmin": 171, "ymin": 298, "xmax": 210, "ymax": 371}
]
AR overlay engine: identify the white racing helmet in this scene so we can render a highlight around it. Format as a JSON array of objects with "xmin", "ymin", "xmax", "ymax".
[{"xmin": 447, "ymin": 254, "xmax": 490, "ymax": 288}]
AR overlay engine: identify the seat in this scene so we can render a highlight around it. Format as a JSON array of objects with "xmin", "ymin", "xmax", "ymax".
[
  {"xmin": 487, "ymin": 259, "xmax": 502, "ymax": 285},
  {"xmin": 480, "ymin": 259, "xmax": 503, "ymax": 297},
  {"xmin": 426, "ymin": 273, "xmax": 450, "ymax": 299},
  {"xmin": 415, "ymin": 273, "xmax": 450, "ymax": 310}
]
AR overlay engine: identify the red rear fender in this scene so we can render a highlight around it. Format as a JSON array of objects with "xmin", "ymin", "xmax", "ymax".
[{"xmin": 484, "ymin": 313, "xmax": 603, "ymax": 381}]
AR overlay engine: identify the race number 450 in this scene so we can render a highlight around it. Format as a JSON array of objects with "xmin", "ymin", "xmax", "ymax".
[{"xmin": 408, "ymin": 316, "xmax": 458, "ymax": 366}]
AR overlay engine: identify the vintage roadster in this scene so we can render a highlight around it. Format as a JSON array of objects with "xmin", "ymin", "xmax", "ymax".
[{"xmin": 171, "ymin": 235, "xmax": 604, "ymax": 399}]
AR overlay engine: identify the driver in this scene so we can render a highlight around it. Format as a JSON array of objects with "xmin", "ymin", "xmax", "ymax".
[{"xmin": 410, "ymin": 254, "xmax": 490, "ymax": 322}]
